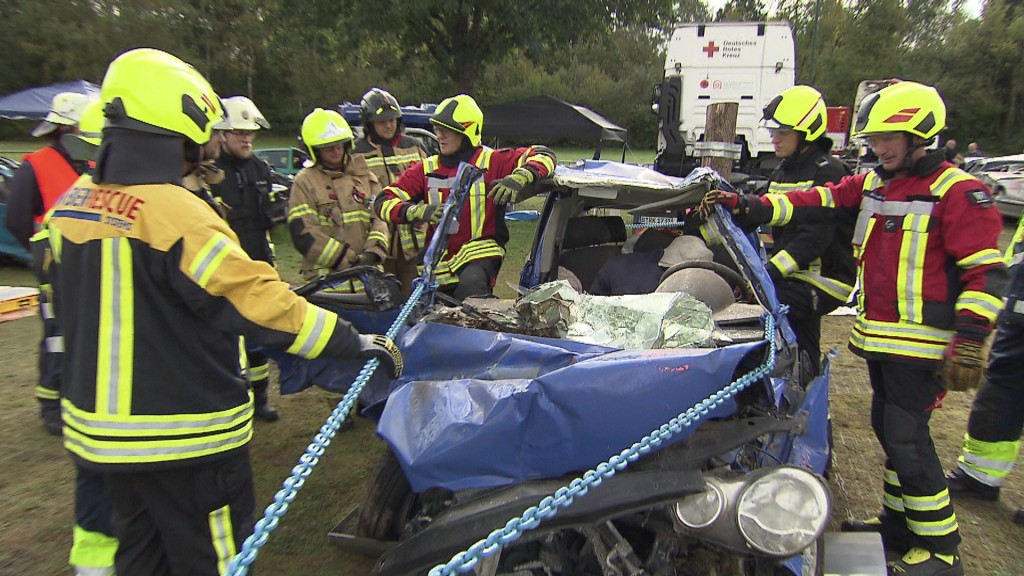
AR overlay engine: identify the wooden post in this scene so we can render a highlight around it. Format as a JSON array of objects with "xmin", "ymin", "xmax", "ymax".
[{"xmin": 699, "ymin": 102, "xmax": 739, "ymax": 182}]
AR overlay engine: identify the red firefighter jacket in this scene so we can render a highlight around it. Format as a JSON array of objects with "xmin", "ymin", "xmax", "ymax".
[
  {"xmin": 757, "ymin": 159, "xmax": 1007, "ymax": 363},
  {"xmin": 376, "ymin": 145, "xmax": 555, "ymax": 286}
]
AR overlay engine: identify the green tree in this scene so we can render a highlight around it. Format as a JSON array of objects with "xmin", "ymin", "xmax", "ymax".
[
  {"xmin": 340, "ymin": 0, "xmax": 675, "ymax": 93},
  {"xmin": 715, "ymin": 0, "xmax": 767, "ymax": 22}
]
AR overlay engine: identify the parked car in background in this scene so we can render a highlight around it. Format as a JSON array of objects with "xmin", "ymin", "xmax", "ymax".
[
  {"xmin": 979, "ymin": 165, "xmax": 1024, "ymax": 219},
  {"xmin": 963, "ymin": 154, "xmax": 1024, "ymax": 219},
  {"xmin": 255, "ymin": 146, "xmax": 308, "ymax": 177},
  {"xmin": 0, "ymin": 156, "xmax": 19, "ymax": 200},
  {"xmin": 252, "ymin": 147, "xmax": 304, "ymax": 222},
  {"xmin": 0, "ymin": 156, "xmax": 32, "ymax": 264},
  {"xmin": 404, "ymin": 127, "xmax": 440, "ymax": 157},
  {"xmin": 961, "ymin": 155, "xmax": 989, "ymax": 174},
  {"xmin": 965, "ymin": 153, "xmax": 1024, "ymax": 176}
]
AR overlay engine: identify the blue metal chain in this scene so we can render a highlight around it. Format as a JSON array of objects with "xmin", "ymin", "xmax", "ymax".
[
  {"xmin": 428, "ymin": 313, "xmax": 778, "ymax": 576},
  {"xmin": 625, "ymin": 221, "xmax": 689, "ymax": 230},
  {"xmin": 224, "ymin": 163, "xmax": 483, "ymax": 574},
  {"xmin": 224, "ymin": 282, "xmax": 425, "ymax": 576}
]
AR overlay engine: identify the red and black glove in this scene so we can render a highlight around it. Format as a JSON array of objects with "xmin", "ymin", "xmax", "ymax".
[
  {"xmin": 942, "ymin": 317, "xmax": 991, "ymax": 391},
  {"xmin": 703, "ymin": 190, "xmax": 772, "ymax": 226}
]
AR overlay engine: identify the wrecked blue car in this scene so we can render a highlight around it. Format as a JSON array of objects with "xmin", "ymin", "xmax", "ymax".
[{"xmin": 276, "ymin": 161, "xmax": 862, "ymax": 576}]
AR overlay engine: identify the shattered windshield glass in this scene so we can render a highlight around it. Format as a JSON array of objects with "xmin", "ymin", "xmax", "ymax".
[{"xmin": 516, "ymin": 280, "xmax": 714, "ymax": 349}]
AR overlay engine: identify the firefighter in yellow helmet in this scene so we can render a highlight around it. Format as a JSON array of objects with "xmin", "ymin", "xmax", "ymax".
[
  {"xmin": 753, "ymin": 85, "xmax": 853, "ymax": 378},
  {"xmin": 704, "ymin": 80, "xmax": 1006, "ymax": 576},
  {"xmin": 287, "ymin": 108, "xmax": 388, "ymax": 291},
  {"xmin": 353, "ymin": 88, "xmax": 428, "ymax": 297},
  {"xmin": 45, "ymin": 48, "xmax": 402, "ymax": 576},
  {"xmin": 4, "ymin": 91, "xmax": 95, "ymax": 435},
  {"xmin": 374, "ymin": 94, "xmax": 556, "ymax": 300},
  {"xmin": 38, "ymin": 98, "xmax": 122, "ymax": 576}
]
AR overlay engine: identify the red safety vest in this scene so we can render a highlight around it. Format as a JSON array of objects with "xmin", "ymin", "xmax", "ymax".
[{"xmin": 24, "ymin": 146, "xmax": 79, "ymax": 224}]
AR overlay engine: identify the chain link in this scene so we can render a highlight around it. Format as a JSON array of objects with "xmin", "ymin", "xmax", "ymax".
[
  {"xmin": 224, "ymin": 282, "xmax": 425, "ymax": 576},
  {"xmin": 428, "ymin": 313, "xmax": 777, "ymax": 576},
  {"xmin": 624, "ymin": 221, "xmax": 689, "ymax": 230},
  {"xmin": 225, "ymin": 167, "xmax": 759, "ymax": 575},
  {"xmin": 225, "ymin": 162, "xmax": 481, "ymax": 575}
]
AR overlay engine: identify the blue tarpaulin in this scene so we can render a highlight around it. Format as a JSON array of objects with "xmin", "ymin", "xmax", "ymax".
[
  {"xmin": 377, "ymin": 321, "xmax": 764, "ymax": 492},
  {"xmin": 0, "ymin": 80, "xmax": 99, "ymax": 120}
]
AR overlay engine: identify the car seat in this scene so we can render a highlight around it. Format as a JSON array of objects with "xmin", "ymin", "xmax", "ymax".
[{"xmin": 557, "ymin": 215, "xmax": 627, "ymax": 291}]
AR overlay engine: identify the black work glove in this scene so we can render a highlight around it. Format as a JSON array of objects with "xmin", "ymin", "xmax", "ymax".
[
  {"xmin": 358, "ymin": 334, "xmax": 403, "ymax": 378},
  {"xmin": 766, "ymin": 262, "xmax": 785, "ymax": 284},
  {"xmin": 680, "ymin": 210, "xmax": 708, "ymax": 237},
  {"xmin": 357, "ymin": 252, "xmax": 382, "ymax": 266}
]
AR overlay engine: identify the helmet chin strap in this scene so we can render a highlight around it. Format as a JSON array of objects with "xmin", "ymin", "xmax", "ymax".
[{"xmin": 898, "ymin": 134, "xmax": 930, "ymax": 173}]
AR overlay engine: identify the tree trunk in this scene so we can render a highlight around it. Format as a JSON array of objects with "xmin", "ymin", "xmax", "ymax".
[{"xmin": 701, "ymin": 102, "xmax": 739, "ymax": 181}]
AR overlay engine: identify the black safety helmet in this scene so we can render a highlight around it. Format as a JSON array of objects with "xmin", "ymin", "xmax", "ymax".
[{"xmin": 360, "ymin": 88, "xmax": 402, "ymax": 124}]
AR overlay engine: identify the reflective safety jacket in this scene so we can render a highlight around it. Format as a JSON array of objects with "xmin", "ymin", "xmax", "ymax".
[
  {"xmin": 756, "ymin": 155, "xmax": 1007, "ymax": 363},
  {"xmin": 957, "ymin": 214, "xmax": 1024, "ymax": 489},
  {"xmin": 760, "ymin": 142, "xmax": 854, "ymax": 303},
  {"xmin": 353, "ymin": 135, "xmax": 427, "ymax": 260},
  {"xmin": 1006, "ymin": 212, "xmax": 1024, "ymax": 267},
  {"xmin": 25, "ymin": 146, "xmax": 80, "ymax": 224},
  {"xmin": 287, "ymin": 155, "xmax": 386, "ymax": 280},
  {"xmin": 376, "ymin": 145, "xmax": 555, "ymax": 286},
  {"xmin": 4, "ymin": 144, "xmax": 85, "ymax": 249},
  {"xmin": 47, "ymin": 175, "xmax": 363, "ymax": 470}
]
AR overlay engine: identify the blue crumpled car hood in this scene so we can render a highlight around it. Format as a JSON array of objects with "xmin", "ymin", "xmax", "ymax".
[{"xmin": 377, "ymin": 321, "xmax": 764, "ymax": 492}]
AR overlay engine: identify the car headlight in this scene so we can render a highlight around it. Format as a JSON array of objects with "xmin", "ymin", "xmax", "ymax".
[
  {"xmin": 674, "ymin": 479, "xmax": 724, "ymax": 529},
  {"xmin": 736, "ymin": 466, "xmax": 830, "ymax": 556}
]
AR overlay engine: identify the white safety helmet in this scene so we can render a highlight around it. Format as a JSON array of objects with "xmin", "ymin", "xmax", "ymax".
[
  {"xmin": 217, "ymin": 96, "xmax": 269, "ymax": 131},
  {"xmin": 32, "ymin": 92, "xmax": 94, "ymax": 137}
]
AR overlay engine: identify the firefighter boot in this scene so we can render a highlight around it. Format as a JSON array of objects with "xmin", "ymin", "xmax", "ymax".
[
  {"xmin": 840, "ymin": 513, "xmax": 913, "ymax": 553},
  {"xmin": 887, "ymin": 547, "xmax": 962, "ymax": 576},
  {"xmin": 253, "ymin": 385, "xmax": 279, "ymax": 422},
  {"xmin": 944, "ymin": 467, "xmax": 1000, "ymax": 501},
  {"xmin": 39, "ymin": 398, "xmax": 62, "ymax": 436}
]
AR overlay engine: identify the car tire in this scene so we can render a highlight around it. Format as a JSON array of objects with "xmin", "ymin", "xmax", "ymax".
[{"xmin": 355, "ymin": 450, "xmax": 420, "ymax": 541}]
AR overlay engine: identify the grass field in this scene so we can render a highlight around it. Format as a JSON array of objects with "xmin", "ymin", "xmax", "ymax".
[{"xmin": 1, "ymin": 143, "xmax": 1022, "ymax": 575}]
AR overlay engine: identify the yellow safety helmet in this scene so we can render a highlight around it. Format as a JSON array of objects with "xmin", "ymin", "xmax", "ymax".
[
  {"xmin": 762, "ymin": 85, "xmax": 827, "ymax": 142},
  {"xmin": 61, "ymin": 99, "xmax": 106, "ymax": 162},
  {"xmin": 430, "ymin": 94, "xmax": 483, "ymax": 148},
  {"xmin": 853, "ymin": 81, "xmax": 946, "ymax": 140},
  {"xmin": 220, "ymin": 96, "xmax": 270, "ymax": 130},
  {"xmin": 100, "ymin": 48, "xmax": 223, "ymax": 145},
  {"xmin": 300, "ymin": 108, "xmax": 354, "ymax": 164},
  {"xmin": 77, "ymin": 99, "xmax": 106, "ymax": 146}
]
